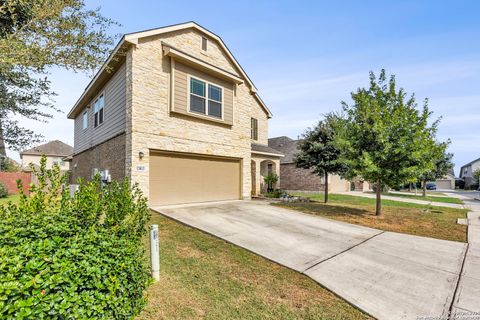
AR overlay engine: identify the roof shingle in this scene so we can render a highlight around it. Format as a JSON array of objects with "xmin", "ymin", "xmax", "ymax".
[
  {"xmin": 21, "ymin": 140, "xmax": 73, "ymax": 157},
  {"xmin": 251, "ymin": 143, "xmax": 284, "ymax": 156},
  {"xmin": 268, "ymin": 136, "xmax": 299, "ymax": 164}
]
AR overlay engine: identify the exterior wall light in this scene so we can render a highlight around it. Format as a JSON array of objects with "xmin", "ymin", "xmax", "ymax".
[{"xmin": 139, "ymin": 151, "xmax": 144, "ymax": 159}]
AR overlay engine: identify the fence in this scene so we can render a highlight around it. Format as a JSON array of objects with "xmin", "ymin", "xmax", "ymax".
[{"xmin": 0, "ymin": 172, "xmax": 31, "ymax": 194}]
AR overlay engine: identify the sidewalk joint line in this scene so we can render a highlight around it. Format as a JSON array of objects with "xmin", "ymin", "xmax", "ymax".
[
  {"xmin": 448, "ymin": 242, "xmax": 469, "ymax": 316},
  {"xmin": 302, "ymin": 231, "xmax": 385, "ymax": 273}
]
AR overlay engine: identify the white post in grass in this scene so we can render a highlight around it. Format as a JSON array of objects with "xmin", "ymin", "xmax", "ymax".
[{"xmin": 149, "ymin": 225, "xmax": 160, "ymax": 281}]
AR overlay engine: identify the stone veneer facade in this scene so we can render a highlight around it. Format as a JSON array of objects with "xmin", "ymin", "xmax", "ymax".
[{"xmin": 125, "ymin": 28, "xmax": 270, "ymax": 199}]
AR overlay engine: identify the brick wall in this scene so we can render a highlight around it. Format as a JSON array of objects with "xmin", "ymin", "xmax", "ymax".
[
  {"xmin": 71, "ymin": 133, "xmax": 126, "ymax": 183},
  {"xmin": 280, "ymin": 163, "xmax": 326, "ymax": 191},
  {"xmin": 0, "ymin": 172, "xmax": 31, "ymax": 194}
]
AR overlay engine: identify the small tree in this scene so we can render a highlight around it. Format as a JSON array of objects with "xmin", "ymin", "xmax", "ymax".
[
  {"xmin": 0, "ymin": 0, "xmax": 119, "ymax": 153},
  {"xmin": 419, "ymin": 143, "xmax": 454, "ymax": 196},
  {"xmin": 295, "ymin": 113, "xmax": 347, "ymax": 203},
  {"xmin": 0, "ymin": 157, "xmax": 20, "ymax": 172},
  {"xmin": 263, "ymin": 172, "xmax": 279, "ymax": 193},
  {"xmin": 337, "ymin": 70, "xmax": 439, "ymax": 215},
  {"xmin": 473, "ymin": 169, "xmax": 480, "ymax": 188}
]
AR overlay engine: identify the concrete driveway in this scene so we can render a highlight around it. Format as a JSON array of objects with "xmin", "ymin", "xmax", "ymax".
[{"xmin": 152, "ymin": 200, "xmax": 467, "ymax": 320}]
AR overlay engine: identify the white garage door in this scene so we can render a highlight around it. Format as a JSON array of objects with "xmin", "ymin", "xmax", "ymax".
[{"xmin": 436, "ymin": 180, "xmax": 453, "ymax": 190}]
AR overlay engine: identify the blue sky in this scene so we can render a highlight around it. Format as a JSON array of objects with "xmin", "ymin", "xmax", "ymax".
[{"xmin": 10, "ymin": 0, "xmax": 480, "ymax": 175}]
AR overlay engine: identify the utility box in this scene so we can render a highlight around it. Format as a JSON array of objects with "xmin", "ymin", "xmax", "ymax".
[{"xmin": 69, "ymin": 184, "xmax": 79, "ymax": 198}]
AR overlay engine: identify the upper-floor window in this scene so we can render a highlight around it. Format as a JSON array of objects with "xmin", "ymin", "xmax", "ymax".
[
  {"xmin": 82, "ymin": 110, "xmax": 88, "ymax": 130},
  {"xmin": 94, "ymin": 94, "xmax": 104, "ymax": 128},
  {"xmin": 201, "ymin": 37, "xmax": 207, "ymax": 51},
  {"xmin": 52, "ymin": 157, "xmax": 65, "ymax": 167},
  {"xmin": 251, "ymin": 118, "xmax": 258, "ymax": 140},
  {"xmin": 189, "ymin": 76, "xmax": 222, "ymax": 119}
]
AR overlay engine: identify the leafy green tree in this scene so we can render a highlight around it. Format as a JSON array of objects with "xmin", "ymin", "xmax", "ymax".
[
  {"xmin": 0, "ymin": 0, "xmax": 118, "ymax": 153},
  {"xmin": 0, "ymin": 156, "xmax": 21, "ymax": 172},
  {"xmin": 295, "ymin": 113, "xmax": 347, "ymax": 203},
  {"xmin": 473, "ymin": 169, "xmax": 480, "ymax": 187},
  {"xmin": 337, "ymin": 70, "xmax": 439, "ymax": 215},
  {"xmin": 419, "ymin": 143, "xmax": 453, "ymax": 196}
]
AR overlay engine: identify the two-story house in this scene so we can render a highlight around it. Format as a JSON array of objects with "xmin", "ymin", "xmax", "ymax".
[
  {"xmin": 459, "ymin": 157, "xmax": 480, "ymax": 189},
  {"xmin": 20, "ymin": 140, "xmax": 73, "ymax": 171},
  {"xmin": 67, "ymin": 22, "xmax": 283, "ymax": 206}
]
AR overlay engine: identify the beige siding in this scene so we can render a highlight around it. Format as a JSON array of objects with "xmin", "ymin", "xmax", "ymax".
[
  {"xmin": 172, "ymin": 61, "xmax": 234, "ymax": 125},
  {"xmin": 73, "ymin": 62, "xmax": 127, "ymax": 154},
  {"xmin": 21, "ymin": 155, "xmax": 70, "ymax": 170}
]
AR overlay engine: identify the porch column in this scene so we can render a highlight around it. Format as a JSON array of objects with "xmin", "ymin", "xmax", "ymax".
[
  {"xmin": 255, "ymin": 159, "xmax": 261, "ymax": 196},
  {"xmin": 273, "ymin": 159, "xmax": 280, "ymax": 190}
]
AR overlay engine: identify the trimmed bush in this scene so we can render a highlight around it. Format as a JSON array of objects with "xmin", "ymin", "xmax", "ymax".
[
  {"xmin": 265, "ymin": 189, "xmax": 284, "ymax": 198},
  {"xmin": 0, "ymin": 182, "xmax": 7, "ymax": 198},
  {"xmin": 0, "ymin": 157, "xmax": 151, "ymax": 319}
]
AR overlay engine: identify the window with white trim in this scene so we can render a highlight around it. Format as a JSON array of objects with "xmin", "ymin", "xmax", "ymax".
[
  {"xmin": 93, "ymin": 94, "xmax": 104, "ymax": 127},
  {"xmin": 189, "ymin": 77, "xmax": 222, "ymax": 119},
  {"xmin": 82, "ymin": 110, "xmax": 88, "ymax": 129}
]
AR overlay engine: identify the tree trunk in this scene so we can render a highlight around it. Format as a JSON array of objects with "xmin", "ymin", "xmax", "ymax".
[
  {"xmin": 408, "ymin": 183, "xmax": 412, "ymax": 192},
  {"xmin": 0, "ymin": 122, "xmax": 6, "ymax": 171},
  {"xmin": 422, "ymin": 180, "xmax": 427, "ymax": 197},
  {"xmin": 324, "ymin": 172, "xmax": 329, "ymax": 203},
  {"xmin": 375, "ymin": 179, "xmax": 382, "ymax": 216},
  {"xmin": 0, "ymin": 122, "xmax": 6, "ymax": 158}
]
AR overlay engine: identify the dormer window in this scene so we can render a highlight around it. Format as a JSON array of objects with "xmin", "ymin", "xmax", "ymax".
[{"xmin": 201, "ymin": 37, "xmax": 207, "ymax": 51}]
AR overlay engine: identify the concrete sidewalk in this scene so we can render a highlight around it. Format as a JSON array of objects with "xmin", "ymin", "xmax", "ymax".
[
  {"xmin": 450, "ymin": 197, "xmax": 480, "ymax": 314},
  {"xmin": 389, "ymin": 190, "xmax": 453, "ymax": 198},
  {"xmin": 153, "ymin": 200, "xmax": 467, "ymax": 320},
  {"xmin": 338, "ymin": 191, "xmax": 465, "ymax": 209}
]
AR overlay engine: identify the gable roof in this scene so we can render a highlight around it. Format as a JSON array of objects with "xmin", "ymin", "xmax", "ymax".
[
  {"xmin": 268, "ymin": 136, "xmax": 298, "ymax": 164},
  {"xmin": 21, "ymin": 140, "xmax": 73, "ymax": 157},
  {"xmin": 67, "ymin": 21, "xmax": 272, "ymax": 119},
  {"xmin": 460, "ymin": 157, "xmax": 480, "ymax": 169}
]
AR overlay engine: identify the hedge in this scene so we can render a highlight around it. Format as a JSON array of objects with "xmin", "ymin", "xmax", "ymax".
[{"xmin": 0, "ymin": 157, "xmax": 151, "ymax": 319}]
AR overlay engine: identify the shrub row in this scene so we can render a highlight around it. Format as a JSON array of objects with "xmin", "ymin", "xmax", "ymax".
[{"xmin": 0, "ymin": 157, "xmax": 151, "ymax": 319}]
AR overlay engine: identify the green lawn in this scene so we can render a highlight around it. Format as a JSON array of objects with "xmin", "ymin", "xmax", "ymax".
[
  {"xmin": 0, "ymin": 194, "xmax": 20, "ymax": 206},
  {"xmin": 378, "ymin": 192, "xmax": 463, "ymax": 204},
  {"xmin": 397, "ymin": 190, "xmax": 447, "ymax": 196},
  {"xmin": 279, "ymin": 193, "xmax": 467, "ymax": 242},
  {"xmin": 137, "ymin": 212, "xmax": 372, "ymax": 320}
]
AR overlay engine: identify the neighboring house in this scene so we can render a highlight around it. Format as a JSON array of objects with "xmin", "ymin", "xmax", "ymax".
[
  {"xmin": 268, "ymin": 136, "xmax": 349, "ymax": 193},
  {"xmin": 67, "ymin": 22, "xmax": 283, "ymax": 206},
  {"xmin": 459, "ymin": 157, "xmax": 480, "ymax": 189},
  {"xmin": 20, "ymin": 140, "xmax": 73, "ymax": 171},
  {"xmin": 434, "ymin": 168, "xmax": 456, "ymax": 190}
]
